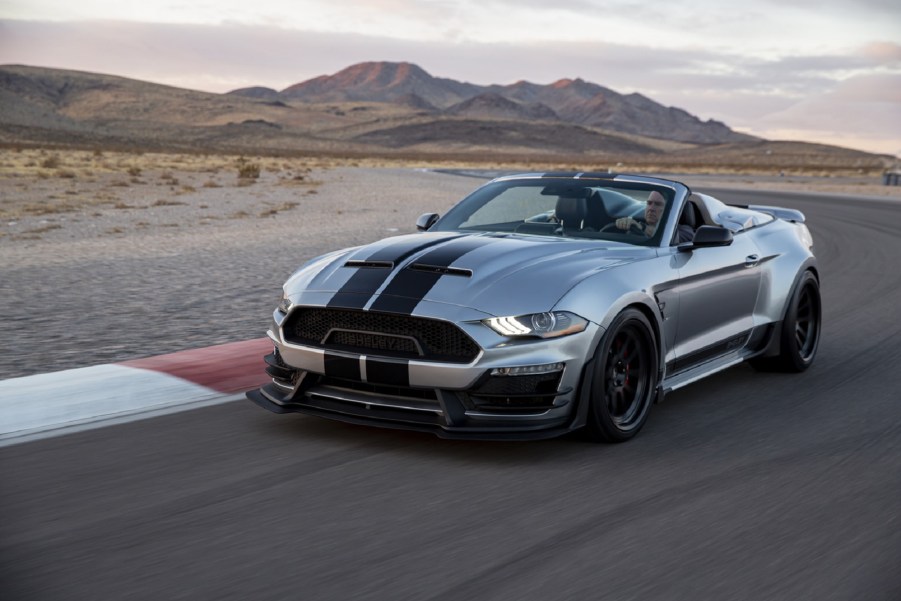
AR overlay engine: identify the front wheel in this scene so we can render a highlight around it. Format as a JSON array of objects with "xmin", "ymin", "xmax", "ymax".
[{"xmin": 585, "ymin": 308, "xmax": 659, "ymax": 443}]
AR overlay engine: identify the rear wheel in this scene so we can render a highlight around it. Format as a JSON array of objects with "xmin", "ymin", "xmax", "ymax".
[
  {"xmin": 586, "ymin": 308, "xmax": 659, "ymax": 443},
  {"xmin": 752, "ymin": 270, "xmax": 821, "ymax": 372}
]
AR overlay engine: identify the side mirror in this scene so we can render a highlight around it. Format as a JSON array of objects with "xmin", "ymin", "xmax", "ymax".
[
  {"xmin": 416, "ymin": 213, "xmax": 440, "ymax": 231},
  {"xmin": 679, "ymin": 225, "xmax": 733, "ymax": 251}
]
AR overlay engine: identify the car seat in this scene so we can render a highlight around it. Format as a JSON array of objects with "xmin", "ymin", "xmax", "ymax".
[{"xmin": 555, "ymin": 195, "xmax": 588, "ymax": 235}]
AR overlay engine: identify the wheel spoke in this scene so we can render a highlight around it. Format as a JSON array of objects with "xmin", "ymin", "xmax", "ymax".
[
  {"xmin": 612, "ymin": 343, "xmax": 626, "ymax": 363},
  {"xmin": 623, "ymin": 346, "xmax": 640, "ymax": 365}
]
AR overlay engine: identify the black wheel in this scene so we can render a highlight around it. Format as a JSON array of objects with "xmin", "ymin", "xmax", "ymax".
[
  {"xmin": 586, "ymin": 308, "xmax": 659, "ymax": 443},
  {"xmin": 751, "ymin": 270, "xmax": 821, "ymax": 372}
]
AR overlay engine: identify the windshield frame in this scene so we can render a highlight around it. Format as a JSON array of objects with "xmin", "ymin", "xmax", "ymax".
[{"xmin": 430, "ymin": 174, "xmax": 687, "ymax": 247}]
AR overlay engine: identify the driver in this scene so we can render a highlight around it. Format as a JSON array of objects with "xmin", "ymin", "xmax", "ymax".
[{"xmin": 615, "ymin": 190, "xmax": 666, "ymax": 237}]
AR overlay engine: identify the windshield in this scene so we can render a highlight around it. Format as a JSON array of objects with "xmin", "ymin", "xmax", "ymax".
[{"xmin": 432, "ymin": 178, "xmax": 676, "ymax": 246}]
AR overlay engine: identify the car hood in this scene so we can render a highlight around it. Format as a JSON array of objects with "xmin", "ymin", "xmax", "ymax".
[{"xmin": 286, "ymin": 231, "xmax": 654, "ymax": 318}]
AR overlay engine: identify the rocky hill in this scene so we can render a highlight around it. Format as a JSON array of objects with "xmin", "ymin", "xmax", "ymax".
[
  {"xmin": 444, "ymin": 93, "xmax": 558, "ymax": 121},
  {"xmin": 279, "ymin": 62, "xmax": 482, "ymax": 108}
]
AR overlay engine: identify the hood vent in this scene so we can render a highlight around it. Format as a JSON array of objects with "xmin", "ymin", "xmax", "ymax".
[
  {"xmin": 344, "ymin": 260, "xmax": 394, "ymax": 269},
  {"xmin": 410, "ymin": 263, "xmax": 473, "ymax": 277}
]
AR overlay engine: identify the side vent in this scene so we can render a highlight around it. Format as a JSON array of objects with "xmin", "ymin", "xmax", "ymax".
[{"xmin": 344, "ymin": 260, "xmax": 394, "ymax": 269}]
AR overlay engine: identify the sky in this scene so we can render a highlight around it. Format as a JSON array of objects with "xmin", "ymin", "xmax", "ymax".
[{"xmin": 1, "ymin": 0, "xmax": 899, "ymax": 156}]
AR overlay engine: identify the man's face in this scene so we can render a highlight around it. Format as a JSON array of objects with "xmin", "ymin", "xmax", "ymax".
[{"xmin": 645, "ymin": 193, "xmax": 665, "ymax": 224}]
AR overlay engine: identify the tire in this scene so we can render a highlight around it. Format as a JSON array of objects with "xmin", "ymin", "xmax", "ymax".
[
  {"xmin": 585, "ymin": 308, "xmax": 659, "ymax": 443},
  {"xmin": 751, "ymin": 270, "xmax": 821, "ymax": 372}
]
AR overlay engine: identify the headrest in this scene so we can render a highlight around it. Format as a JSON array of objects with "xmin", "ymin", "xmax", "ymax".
[
  {"xmin": 555, "ymin": 195, "xmax": 588, "ymax": 227},
  {"xmin": 680, "ymin": 202, "xmax": 698, "ymax": 228}
]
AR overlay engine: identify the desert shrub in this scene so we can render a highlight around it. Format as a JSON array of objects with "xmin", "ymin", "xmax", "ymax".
[
  {"xmin": 236, "ymin": 157, "xmax": 261, "ymax": 180},
  {"xmin": 41, "ymin": 155, "xmax": 61, "ymax": 169},
  {"xmin": 259, "ymin": 201, "xmax": 299, "ymax": 217}
]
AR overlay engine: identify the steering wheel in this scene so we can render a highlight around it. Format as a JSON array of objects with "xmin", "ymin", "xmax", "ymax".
[{"xmin": 600, "ymin": 219, "xmax": 646, "ymax": 235}]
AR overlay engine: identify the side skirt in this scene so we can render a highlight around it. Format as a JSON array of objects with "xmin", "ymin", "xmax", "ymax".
[{"xmin": 661, "ymin": 324, "xmax": 774, "ymax": 394}]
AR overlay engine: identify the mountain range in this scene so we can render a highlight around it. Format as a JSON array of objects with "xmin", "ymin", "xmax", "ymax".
[
  {"xmin": 229, "ymin": 61, "xmax": 750, "ymax": 145},
  {"xmin": 0, "ymin": 61, "xmax": 890, "ymax": 169}
]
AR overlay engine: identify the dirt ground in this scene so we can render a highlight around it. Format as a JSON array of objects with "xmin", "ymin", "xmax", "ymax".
[
  {"xmin": 0, "ymin": 149, "xmax": 480, "ymax": 268},
  {"xmin": 2, "ymin": 148, "xmax": 899, "ymax": 262}
]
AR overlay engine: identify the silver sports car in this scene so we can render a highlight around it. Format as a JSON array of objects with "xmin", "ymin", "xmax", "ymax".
[{"xmin": 247, "ymin": 172, "xmax": 821, "ymax": 441}]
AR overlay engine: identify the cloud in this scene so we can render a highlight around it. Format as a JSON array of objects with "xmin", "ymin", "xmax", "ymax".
[
  {"xmin": 753, "ymin": 74, "xmax": 901, "ymax": 154},
  {"xmin": 858, "ymin": 41, "xmax": 901, "ymax": 63}
]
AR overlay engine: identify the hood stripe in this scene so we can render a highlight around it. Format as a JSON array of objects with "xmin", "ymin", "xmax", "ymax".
[
  {"xmin": 369, "ymin": 236, "xmax": 497, "ymax": 315},
  {"xmin": 328, "ymin": 235, "xmax": 462, "ymax": 309}
]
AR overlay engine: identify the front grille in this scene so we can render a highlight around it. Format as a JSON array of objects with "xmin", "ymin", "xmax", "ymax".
[
  {"xmin": 326, "ymin": 330, "xmax": 420, "ymax": 356},
  {"xmin": 285, "ymin": 308, "xmax": 480, "ymax": 363}
]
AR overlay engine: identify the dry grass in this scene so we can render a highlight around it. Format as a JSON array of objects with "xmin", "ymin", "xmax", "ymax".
[
  {"xmin": 259, "ymin": 201, "xmax": 299, "ymax": 218},
  {"xmin": 22, "ymin": 224, "xmax": 63, "ymax": 234},
  {"xmin": 0, "ymin": 148, "xmax": 329, "ymax": 221}
]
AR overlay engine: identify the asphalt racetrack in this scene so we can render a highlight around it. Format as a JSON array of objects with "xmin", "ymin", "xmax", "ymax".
[{"xmin": 2, "ymin": 183, "xmax": 900, "ymax": 600}]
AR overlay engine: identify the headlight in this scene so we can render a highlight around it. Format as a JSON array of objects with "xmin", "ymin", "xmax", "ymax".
[
  {"xmin": 277, "ymin": 291, "xmax": 293, "ymax": 314},
  {"xmin": 483, "ymin": 311, "xmax": 588, "ymax": 338}
]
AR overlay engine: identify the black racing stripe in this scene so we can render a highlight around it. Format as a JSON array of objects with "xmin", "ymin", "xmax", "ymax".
[
  {"xmin": 365, "ymin": 358, "xmax": 410, "ymax": 387},
  {"xmin": 327, "ymin": 236, "xmax": 461, "ymax": 309},
  {"xmin": 370, "ymin": 236, "xmax": 496, "ymax": 314},
  {"xmin": 326, "ymin": 292, "xmax": 370, "ymax": 310},
  {"xmin": 368, "ymin": 269, "xmax": 442, "ymax": 314},
  {"xmin": 324, "ymin": 353, "xmax": 360, "ymax": 381}
]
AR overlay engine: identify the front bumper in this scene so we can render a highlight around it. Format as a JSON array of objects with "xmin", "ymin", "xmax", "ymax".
[
  {"xmin": 245, "ymin": 308, "xmax": 602, "ymax": 440},
  {"xmin": 247, "ymin": 380, "xmax": 576, "ymax": 440}
]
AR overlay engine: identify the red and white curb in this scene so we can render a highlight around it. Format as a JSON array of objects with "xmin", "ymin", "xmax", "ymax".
[{"xmin": 0, "ymin": 338, "xmax": 271, "ymax": 446}]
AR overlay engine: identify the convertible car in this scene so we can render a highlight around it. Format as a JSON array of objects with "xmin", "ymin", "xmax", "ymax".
[{"xmin": 247, "ymin": 172, "xmax": 820, "ymax": 441}]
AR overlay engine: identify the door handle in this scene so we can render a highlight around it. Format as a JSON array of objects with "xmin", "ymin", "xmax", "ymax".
[{"xmin": 745, "ymin": 254, "xmax": 760, "ymax": 267}]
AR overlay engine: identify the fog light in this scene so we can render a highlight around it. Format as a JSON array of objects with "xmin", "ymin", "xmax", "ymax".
[{"xmin": 490, "ymin": 362, "xmax": 564, "ymax": 376}]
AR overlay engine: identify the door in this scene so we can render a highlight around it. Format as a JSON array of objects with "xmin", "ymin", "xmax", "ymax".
[{"xmin": 668, "ymin": 232, "xmax": 763, "ymax": 372}]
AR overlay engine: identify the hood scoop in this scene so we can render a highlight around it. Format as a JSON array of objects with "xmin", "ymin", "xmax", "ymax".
[
  {"xmin": 410, "ymin": 263, "xmax": 473, "ymax": 277},
  {"xmin": 344, "ymin": 260, "xmax": 394, "ymax": 269}
]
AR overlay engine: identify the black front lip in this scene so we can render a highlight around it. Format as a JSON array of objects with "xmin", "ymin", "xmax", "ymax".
[{"xmin": 246, "ymin": 383, "xmax": 574, "ymax": 441}]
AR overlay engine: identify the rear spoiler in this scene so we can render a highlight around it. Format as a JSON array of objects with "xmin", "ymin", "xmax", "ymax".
[{"xmin": 728, "ymin": 204, "xmax": 805, "ymax": 223}]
